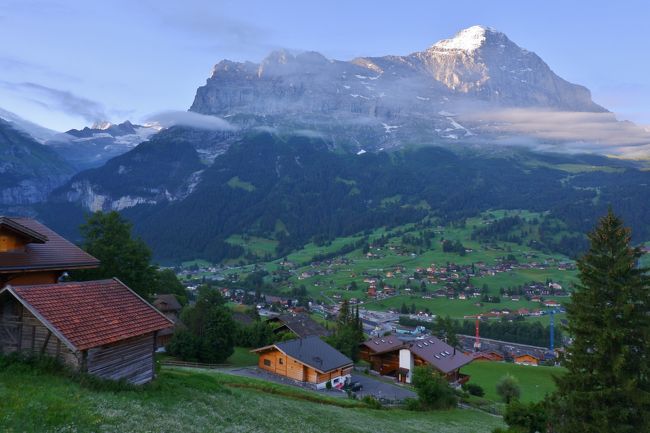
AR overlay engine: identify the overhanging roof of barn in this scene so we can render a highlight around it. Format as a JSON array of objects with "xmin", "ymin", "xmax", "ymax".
[{"xmin": 3, "ymin": 278, "xmax": 172, "ymax": 351}]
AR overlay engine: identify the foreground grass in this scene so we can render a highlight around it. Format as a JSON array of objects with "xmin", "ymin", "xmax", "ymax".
[
  {"xmin": 0, "ymin": 363, "xmax": 504, "ymax": 433},
  {"xmin": 461, "ymin": 362, "xmax": 565, "ymax": 403}
]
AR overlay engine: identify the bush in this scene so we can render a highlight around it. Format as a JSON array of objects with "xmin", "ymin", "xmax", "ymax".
[
  {"xmin": 411, "ymin": 365, "xmax": 457, "ymax": 410},
  {"xmin": 496, "ymin": 374, "xmax": 521, "ymax": 404},
  {"xmin": 326, "ymin": 380, "xmax": 332, "ymax": 390},
  {"xmin": 361, "ymin": 395, "xmax": 382, "ymax": 409},
  {"xmin": 404, "ymin": 398, "xmax": 422, "ymax": 411},
  {"xmin": 462, "ymin": 382, "xmax": 485, "ymax": 397}
]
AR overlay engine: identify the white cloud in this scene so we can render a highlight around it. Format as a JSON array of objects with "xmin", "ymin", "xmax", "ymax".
[
  {"xmin": 144, "ymin": 110, "xmax": 236, "ymax": 131},
  {"xmin": 459, "ymin": 108, "xmax": 650, "ymax": 156}
]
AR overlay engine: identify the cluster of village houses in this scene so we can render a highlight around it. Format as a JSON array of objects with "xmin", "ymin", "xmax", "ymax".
[{"xmin": 0, "ymin": 216, "xmax": 556, "ymax": 391}]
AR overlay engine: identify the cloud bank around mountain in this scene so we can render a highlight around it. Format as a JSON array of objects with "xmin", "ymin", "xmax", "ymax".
[
  {"xmin": 145, "ymin": 110, "xmax": 236, "ymax": 131},
  {"xmin": 459, "ymin": 109, "xmax": 650, "ymax": 157}
]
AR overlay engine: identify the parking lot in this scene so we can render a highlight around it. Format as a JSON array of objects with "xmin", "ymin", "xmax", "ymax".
[{"xmin": 224, "ymin": 367, "xmax": 416, "ymax": 401}]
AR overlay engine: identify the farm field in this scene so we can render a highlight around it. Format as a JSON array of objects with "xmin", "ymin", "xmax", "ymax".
[
  {"xmin": 364, "ymin": 295, "xmax": 566, "ymax": 321},
  {"xmin": 0, "ymin": 361, "xmax": 505, "ymax": 433},
  {"xmin": 461, "ymin": 362, "xmax": 565, "ymax": 403},
  {"xmin": 181, "ymin": 210, "xmax": 580, "ymax": 322}
]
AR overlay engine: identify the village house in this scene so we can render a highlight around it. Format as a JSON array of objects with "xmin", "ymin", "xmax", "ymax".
[
  {"xmin": 0, "ymin": 278, "xmax": 172, "ymax": 384},
  {"xmin": 359, "ymin": 336, "xmax": 404, "ymax": 375},
  {"xmin": 360, "ymin": 335, "xmax": 472, "ymax": 384},
  {"xmin": 153, "ymin": 294, "xmax": 183, "ymax": 347},
  {"xmin": 267, "ymin": 313, "xmax": 331, "ymax": 339},
  {"xmin": 252, "ymin": 336, "xmax": 353, "ymax": 389},
  {"xmin": 469, "ymin": 351, "xmax": 505, "ymax": 362},
  {"xmin": 0, "ymin": 216, "xmax": 99, "ymax": 285},
  {"xmin": 514, "ymin": 353, "xmax": 540, "ymax": 366}
]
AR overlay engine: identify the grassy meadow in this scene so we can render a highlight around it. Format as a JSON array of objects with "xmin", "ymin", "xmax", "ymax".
[
  {"xmin": 0, "ymin": 361, "xmax": 505, "ymax": 433},
  {"xmin": 461, "ymin": 362, "xmax": 565, "ymax": 403}
]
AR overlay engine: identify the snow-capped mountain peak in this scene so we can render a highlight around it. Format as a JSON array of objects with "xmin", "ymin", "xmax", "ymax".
[
  {"xmin": 431, "ymin": 25, "xmax": 497, "ymax": 52},
  {"xmin": 91, "ymin": 121, "xmax": 113, "ymax": 130}
]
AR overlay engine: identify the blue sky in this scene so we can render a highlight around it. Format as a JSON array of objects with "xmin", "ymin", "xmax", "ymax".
[{"xmin": 0, "ymin": 0, "xmax": 648, "ymax": 131}]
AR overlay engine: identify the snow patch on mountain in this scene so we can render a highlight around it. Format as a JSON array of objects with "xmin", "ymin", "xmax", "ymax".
[{"xmin": 431, "ymin": 25, "xmax": 494, "ymax": 52}]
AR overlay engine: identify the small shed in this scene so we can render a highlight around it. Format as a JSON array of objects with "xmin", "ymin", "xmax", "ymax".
[
  {"xmin": 252, "ymin": 336, "xmax": 353, "ymax": 389},
  {"xmin": 0, "ymin": 278, "xmax": 172, "ymax": 384}
]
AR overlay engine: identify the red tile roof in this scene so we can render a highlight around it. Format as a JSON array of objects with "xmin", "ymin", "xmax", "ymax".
[
  {"xmin": 7, "ymin": 279, "xmax": 172, "ymax": 351},
  {"xmin": 0, "ymin": 217, "xmax": 99, "ymax": 273}
]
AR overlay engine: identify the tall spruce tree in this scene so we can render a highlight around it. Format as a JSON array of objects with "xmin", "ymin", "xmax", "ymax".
[{"xmin": 552, "ymin": 209, "xmax": 650, "ymax": 433}]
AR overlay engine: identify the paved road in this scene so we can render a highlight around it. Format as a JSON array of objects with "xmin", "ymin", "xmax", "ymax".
[
  {"xmin": 350, "ymin": 373, "xmax": 416, "ymax": 401},
  {"xmin": 223, "ymin": 367, "xmax": 415, "ymax": 401}
]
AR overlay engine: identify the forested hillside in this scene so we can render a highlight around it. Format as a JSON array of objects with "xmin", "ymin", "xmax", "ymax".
[{"xmin": 44, "ymin": 133, "xmax": 650, "ymax": 264}]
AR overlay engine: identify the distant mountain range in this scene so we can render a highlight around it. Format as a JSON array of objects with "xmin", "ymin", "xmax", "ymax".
[
  {"xmin": 46, "ymin": 120, "xmax": 160, "ymax": 170},
  {"xmin": 0, "ymin": 118, "xmax": 74, "ymax": 206},
  {"xmin": 2, "ymin": 25, "xmax": 650, "ymax": 263}
]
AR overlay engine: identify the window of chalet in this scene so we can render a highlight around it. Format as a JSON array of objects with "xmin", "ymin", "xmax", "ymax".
[
  {"xmin": 264, "ymin": 359, "xmax": 272, "ymax": 367},
  {"xmin": 279, "ymin": 357, "xmax": 284, "ymax": 365}
]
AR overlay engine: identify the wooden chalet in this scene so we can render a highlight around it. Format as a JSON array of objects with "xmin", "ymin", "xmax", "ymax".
[
  {"xmin": 469, "ymin": 351, "xmax": 505, "ymax": 362},
  {"xmin": 360, "ymin": 335, "xmax": 472, "ymax": 384},
  {"xmin": 252, "ymin": 336, "xmax": 353, "ymax": 389},
  {"xmin": 0, "ymin": 278, "xmax": 172, "ymax": 384},
  {"xmin": 0, "ymin": 216, "xmax": 100, "ymax": 286},
  {"xmin": 514, "ymin": 353, "xmax": 540, "ymax": 366},
  {"xmin": 359, "ymin": 336, "xmax": 404, "ymax": 375},
  {"xmin": 267, "ymin": 313, "xmax": 331, "ymax": 339}
]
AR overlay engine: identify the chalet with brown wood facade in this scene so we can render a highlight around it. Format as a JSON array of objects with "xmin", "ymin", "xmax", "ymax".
[
  {"xmin": 0, "ymin": 216, "xmax": 173, "ymax": 384},
  {"xmin": 514, "ymin": 353, "xmax": 540, "ymax": 366},
  {"xmin": 359, "ymin": 336, "xmax": 403, "ymax": 375},
  {"xmin": 360, "ymin": 335, "xmax": 472, "ymax": 384},
  {"xmin": 0, "ymin": 216, "xmax": 99, "ymax": 286},
  {"xmin": 252, "ymin": 336, "xmax": 353, "ymax": 389},
  {"xmin": 469, "ymin": 351, "xmax": 505, "ymax": 362}
]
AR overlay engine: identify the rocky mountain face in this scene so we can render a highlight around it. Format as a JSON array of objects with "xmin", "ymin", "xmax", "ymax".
[
  {"xmin": 0, "ymin": 119, "xmax": 74, "ymax": 206},
  {"xmin": 46, "ymin": 121, "xmax": 160, "ymax": 170},
  {"xmin": 49, "ymin": 26, "xmax": 620, "ymax": 217},
  {"xmin": 49, "ymin": 126, "xmax": 235, "ymax": 212},
  {"xmin": 190, "ymin": 26, "xmax": 605, "ymax": 151}
]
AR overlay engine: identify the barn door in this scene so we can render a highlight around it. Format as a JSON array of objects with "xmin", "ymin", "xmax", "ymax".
[{"xmin": 0, "ymin": 298, "xmax": 22, "ymax": 352}]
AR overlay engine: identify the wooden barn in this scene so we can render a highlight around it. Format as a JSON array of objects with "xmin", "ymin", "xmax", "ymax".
[
  {"xmin": 252, "ymin": 336, "xmax": 353, "ymax": 389},
  {"xmin": 0, "ymin": 216, "xmax": 100, "ymax": 286},
  {"xmin": 0, "ymin": 278, "xmax": 172, "ymax": 384}
]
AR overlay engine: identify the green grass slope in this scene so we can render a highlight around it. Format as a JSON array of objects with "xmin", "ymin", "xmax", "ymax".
[
  {"xmin": 0, "ymin": 363, "xmax": 504, "ymax": 433},
  {"xmin": 461, "ymin": 362, "xmax": 565, "ymax": 403}
]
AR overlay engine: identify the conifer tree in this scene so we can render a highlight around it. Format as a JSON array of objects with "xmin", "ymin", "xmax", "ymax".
[{"xmin": 552, "ymin": 209, "xmax": 650, "ymax": 433}]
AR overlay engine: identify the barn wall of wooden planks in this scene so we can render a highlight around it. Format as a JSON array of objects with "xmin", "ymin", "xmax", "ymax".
[{"xmin": 0, "ymin": 295, "xmax": 157, "ymax": 384}]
